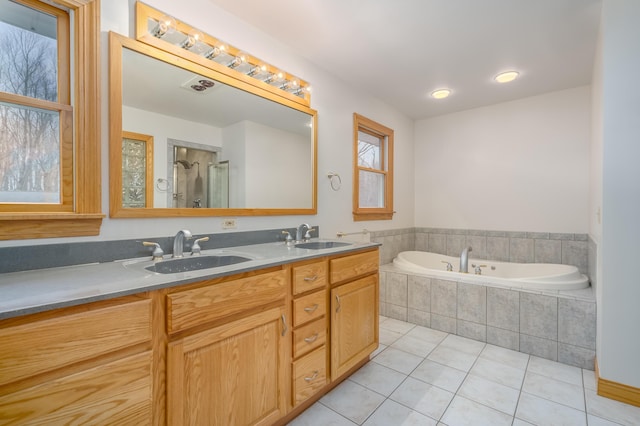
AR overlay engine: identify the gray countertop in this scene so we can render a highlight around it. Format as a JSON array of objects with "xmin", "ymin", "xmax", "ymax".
[{"xmin": 0, "ymin": 240, "xmax": 379, "ymax": 320}]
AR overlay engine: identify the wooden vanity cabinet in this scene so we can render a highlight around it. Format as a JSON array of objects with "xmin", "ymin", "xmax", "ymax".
[
  {"xmin": 329, "ymin": 249, "xmax": 379, "ymax": 380},
  {"xmin": 0, "ymin": 295, "xmax": 156, "ymax": 425},
  {"xmin": 289, "ymin": 259, "xmax": 329, "ymax": 407},
  {"xmin": 165, "ymin": 268, "xmax": 289, "ymax": 426}
]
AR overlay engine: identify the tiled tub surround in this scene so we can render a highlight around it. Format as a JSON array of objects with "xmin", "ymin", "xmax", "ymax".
[
  {"xmin": 379, "ymin": 266, "xmax": 596, "ymax": 370},
  {"xmin": 371, "ymin": 228, "xmax": 589, "ymax": 275}
]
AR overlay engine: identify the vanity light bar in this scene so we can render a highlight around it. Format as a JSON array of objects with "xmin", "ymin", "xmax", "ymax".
[{"xmin": 137, "ymin": 3, "xmax": 311, "ymax": 104}]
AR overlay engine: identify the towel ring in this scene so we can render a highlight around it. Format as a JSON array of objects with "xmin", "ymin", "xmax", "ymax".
[
  {"xmin": 327, "ymin": 172, "xmax": 341, "ymax": 191},
  {"xmin": 156, "ymin": 178, "xmax": 169, "ymax": 192}
]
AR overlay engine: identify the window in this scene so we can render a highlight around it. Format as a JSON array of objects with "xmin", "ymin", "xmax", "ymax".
[
  {"xmin": 353, "ymin": 113, "xmax": 394, "ymax": 221},
  {"xmin": 0, "ymin": 0, "xmax": 101, "ymax": 240}
]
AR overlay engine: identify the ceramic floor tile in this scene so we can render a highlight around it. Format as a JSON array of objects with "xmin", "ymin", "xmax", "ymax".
[
  {"xmin": 587, "ymin": 414, "xmax": 625, "ymax": 426},
  {"xmin": 379, "ymin": 328, "xmax": 404, "ymax": 346},
  {"xmin": 379, "ymin": 315, "xmax": 389, "ymax": 325},
  {"xmin": 515, "ymin": 392, "xmax": 587, "ymax": 426},
  {"xmin": 479, "ymin": 343, "xmax": 530, "ymax": 370},
  {"xmin": 390, "ymin": 376, "xmax": 455, "ymax": 421},
  {"xmin": 371, "ymin": 346, "xmax": 423, "ymax": 375},
  {"xmin": 527, "ymin": 355, "xmax": 583, "ymax": 386},
  {"xmin": 440, "ymin": 334, "xmax": 486, "ymax": 356},
  {"xmin": 405, "ymin": 325, "xmax": 449, "ymax": 345},
  {"xmin": 287, "ymin": 402, "xmax": 357, "ymax": 426},
  {"xmin": 585, "ymin": 389, "xmax": 640, "ymax": 426},
  {"xmin": 427, "ymin": 345, "xmax": 479, "ymax": 372},
  {"xmin": 391, "ymin": 334, "xmax": 438, "ymax": 357},
  {"xmin": 583, "ymin": 368, "xmax": 597, "ymax": 391},
  {"xmin": 441, "ymin": 395, "xmax": 513, "ymax": 426},
  {"xmin": 469, "ymin": 357, "xmax": 526, "ymax": 390},
  {"xmin": 349, "ymin": 362, "xmax": 407, "ymax": 396},
  {"xmin": 320, "ymin": 380, "xmax": 386, "ymax": 425},
  {"xmin": 458, "ymin": 374, "xmax": 520, "ymax": 416},
  {"xmin": 512, "ymin": 419, "xmax": 536, "ymax": 426},
  {"xmin": 362, "ymin": 399, "xmax": 438, "ymax": 426},
  {"xmin": 522, "ymin": 371, "xmax": 585, "ymax": 411},
  {"xmin": 410, "ymin": 359, "xmax": 467, "ymax": 393},
  {"xmin": 380, "ymin": 318, "xmax": 416, "ymax": 334}
]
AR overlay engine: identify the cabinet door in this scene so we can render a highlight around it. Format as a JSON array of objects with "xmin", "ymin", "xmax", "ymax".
[
  {"xmin": 330, "ymin": 274, "xmax": 379, "ymax": 380},
  {"xmin": 168, "ymin": 306, "xmax": 288, "ymax": 426}
]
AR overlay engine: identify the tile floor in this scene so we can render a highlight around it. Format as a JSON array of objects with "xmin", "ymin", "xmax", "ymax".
[{"xmin": 288, "ymin": 317, "xmax": 640, "ymax": 426}]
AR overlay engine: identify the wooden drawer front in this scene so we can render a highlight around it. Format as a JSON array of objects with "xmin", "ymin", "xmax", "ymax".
[
  {"xmin": 330, "ymin": 250, "xmax": 379, "ymax": 284},
  {"xmin": 0, "ymin": 299, "xmax": 152, "ymax": 387},
  {"xmin": 168, "ymin": 269, "xmax": 287, "ymax": 333},
  {"xmin": 292, "ymin": 318, "xmax": 326, "ymax": 359},
  {"xmin": 292, "ymin": 260, "xmax": 327, "ymax": 295},
  {"xmin": 292, "ymin": 290, "xmax": 325, "ymax": 327},
  {"xmin": 292, "ymin": 346, "xmax": 327, "ymax": 406},
  {"xmin": 0, "ymin": 351, "xmax": 152, "ymax": 425}
]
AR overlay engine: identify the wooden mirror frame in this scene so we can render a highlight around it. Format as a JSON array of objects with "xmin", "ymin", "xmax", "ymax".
[{"xmin": 108, "ymin": 32, "xmax": 317, "ymax": 218}]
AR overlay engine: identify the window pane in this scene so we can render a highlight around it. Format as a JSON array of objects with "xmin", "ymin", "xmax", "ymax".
[
  {"xmin": 122, "ymin": 139, "xmax": 147, "ymax": 208},
  {"xmin": 0, "ymin": 101, "xmax": 60, "ymax": 203},
  {"xmin": 358, "ymin": 130, "xmax": 381, "ymax": 170},
  {"xmin": 0, "ymin": 0, "xmax": 58, "ymax": 102},
  {"xmin": 359, "ymin": 170, "xmax": 385, "ymax": 208}
]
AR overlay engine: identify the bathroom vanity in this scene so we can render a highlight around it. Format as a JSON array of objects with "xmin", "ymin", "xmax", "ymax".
[{"xmin": 0, "ymin": 243, "xmax": 379, "ymax": 425}]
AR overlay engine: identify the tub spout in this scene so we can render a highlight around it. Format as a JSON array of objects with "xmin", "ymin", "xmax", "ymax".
[{"xmin": 460, "ymin": 246, "xmax": 473, "ymax": 273}]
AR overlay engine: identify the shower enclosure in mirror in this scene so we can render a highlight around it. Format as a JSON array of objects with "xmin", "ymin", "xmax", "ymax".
[{"xmin": 109, "ymin": 32, "xmax": 317, "ymax": 218}]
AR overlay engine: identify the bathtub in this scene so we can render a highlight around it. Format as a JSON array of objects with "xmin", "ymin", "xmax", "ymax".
[{"xmin": 392, "ymin": 251, "xmax": 589, "ymax": 291}]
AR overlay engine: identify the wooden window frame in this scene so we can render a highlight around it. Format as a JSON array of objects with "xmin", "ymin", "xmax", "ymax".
[
  {"xmin": 0, "ymin": 0, "xmax": 103, "ymax": 240},
  {"xmin": 353, "ymin": 113, "xmax": 394, "ymax": 221}
]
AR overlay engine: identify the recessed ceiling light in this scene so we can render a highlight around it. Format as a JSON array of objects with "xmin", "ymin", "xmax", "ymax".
[
  {"xmin": 431, "ymin": 89, "xmax": 451, "ymax": 99},
  {"xmin": 494, "ymin": 71, "xmax": 519, "ymax": 83}
]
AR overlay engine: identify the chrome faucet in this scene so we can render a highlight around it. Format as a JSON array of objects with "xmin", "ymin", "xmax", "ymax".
[
  {"xmin": 172, "ymin": 229, "xmax": 193, "ymax": 258},
  {"xmin": 296, "ymin": 223, "xmax": 311, "ymax": 242},
  {"xmin": 459, "ymin": 246, "xmax": 473, "ymax": 273}
]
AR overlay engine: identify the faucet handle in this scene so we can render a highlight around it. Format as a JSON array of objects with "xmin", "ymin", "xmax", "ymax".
[
  {"xmin": 474, "ymin": 264, "xmax": 487, "ymax": 275},
  {"xmin": 191, "ymin": 237, "xmax": 209, "ymax": 256},
  {"xmin": 303, "ymin": 228, "xmax": 316, "ymax": 242},
  {"xmin": 142, "ymin": 241, "xmax": 164, "ymax": 261},
  {"xmin": 282, "ymin": 230, "xmax": 295, "ymax": 246},
  {"xmin": 441, "ymin": 261, "xmax": 453, "ymax": 272}
]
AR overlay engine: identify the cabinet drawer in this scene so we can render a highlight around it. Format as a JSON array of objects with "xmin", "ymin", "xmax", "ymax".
[
  {"xmin": 0, "ymin": 299, "xmax": 152, "ymax": 387},
  {"xmin": 292, "ymin": 260, "xmax": 327, "ymax": 295},
  {"xmin": 167, "ymin": 269, "xmax": 287, "ymax": 333},
  {"xmin": 292, "ymin": 318, "xmax": 326, "ymax": 359},
  {"xmin": 0, "ymin": 351, "xmax": 153, "ymax": 425},
  {"xmin": 292, "ymin": 346, "xmax": 327, "ymax": 406},
  {"xmin": 292, "ymin": 290, "xmax": 325, "ymax": 327},
  {"xmin": 330, "ymin": 250, "xmax": 379, "ymax": 284}
]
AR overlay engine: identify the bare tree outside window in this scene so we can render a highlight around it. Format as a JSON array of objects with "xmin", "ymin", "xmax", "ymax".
[{"xmin": 0, "ymin": 12, "xmax": 61, "ymax": 203}]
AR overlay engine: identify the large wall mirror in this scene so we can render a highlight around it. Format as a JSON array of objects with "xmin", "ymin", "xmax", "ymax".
[{"xmin": 109, "ymin": 32, "xmax": 317, "ymax": 218}]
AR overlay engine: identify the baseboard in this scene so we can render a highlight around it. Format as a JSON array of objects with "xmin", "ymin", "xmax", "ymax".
[{"xmin": 595, "ymin": 358, "xmax": 640, "ymax": 407}]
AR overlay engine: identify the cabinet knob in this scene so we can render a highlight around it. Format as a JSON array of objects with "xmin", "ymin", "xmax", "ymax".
[
  {"xmin": 304, "ymin": 333, "xmax": 319, "ymax": 343},
  {"xmin": 304, "ymin": 370, "xmax": 319, "ymax": 382},
  {"xmin": 281, "ymin": 314, "xmax": 288, "ymax": 336},
  {"xmin": 303, "ymin": 304, "xmax": 319, "ymax": 313},
  {"xmin": 303, "ymin": 275, "xmax": 318, "ymax": 282},
  {"xmin": 335, "ymin": 295, "xmax": 341, "ymax": 313}
]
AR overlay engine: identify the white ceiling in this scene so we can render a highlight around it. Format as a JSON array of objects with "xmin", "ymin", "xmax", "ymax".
[{"xmin": 206, "ymin": 0, "xmax": 602, "ymax": 120}]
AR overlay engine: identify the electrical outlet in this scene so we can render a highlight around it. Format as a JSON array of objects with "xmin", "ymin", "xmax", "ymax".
[{"xmin": 222, "ymin": 218, "xmax": 237, "ymax": 229}]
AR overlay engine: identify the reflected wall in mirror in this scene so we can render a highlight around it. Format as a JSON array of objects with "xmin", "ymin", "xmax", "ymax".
[{"xmin": 109, "ymin": 32, "xmax": 317, "ymax": 218}]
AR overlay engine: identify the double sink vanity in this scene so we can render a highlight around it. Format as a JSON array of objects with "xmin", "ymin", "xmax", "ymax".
[{"xmin": 0, "ymin": 234, "xmax": 380, "ymax": 425}]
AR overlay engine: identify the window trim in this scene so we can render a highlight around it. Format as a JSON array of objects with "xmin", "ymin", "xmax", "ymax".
[
  {"xmin": 0, "ymin": 0, "xmax": 103, "ymax": 240},
  {"xmin": 353, "ymin": 113, "xmax": 394, "ymax": 221}
]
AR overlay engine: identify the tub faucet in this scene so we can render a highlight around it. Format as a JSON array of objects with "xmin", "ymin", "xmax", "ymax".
[
  {"xmin": 460, "ymin": 246, "xmax": 473, "ymax": 273},
  {"xmin": 172, "ymin": 229, "xmax": 193, "ymax": 258},
  {"xmin": 296, "ymin": 223, "xmax": 311, "ymax": 242}
]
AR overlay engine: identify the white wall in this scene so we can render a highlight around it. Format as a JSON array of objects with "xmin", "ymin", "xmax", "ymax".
[
  {"xmin": 0, "ymin": 0, "xmax": 415, "ymax": 246},
  {"xmin": 414, "ymin": 86, "xmax": 591, "ymax": 233},
  {"xmin": 597, "ymin": 0, "xmax": 640, "ymax": 389}
]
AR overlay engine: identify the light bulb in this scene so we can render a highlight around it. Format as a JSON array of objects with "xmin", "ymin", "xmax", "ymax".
[
  {"xmin": 181, "ymin": 30, "xmax": 204, "ymax": 50},
  {"xmin": 153, "ymin": 15, "xmax": 176, "ymax": 37},
  {"xmin": 248, "ymin": 62, "xmax": 268, "ymax": 76},
  {"xmin": 229, "ymin": 51, "xmax": 249, "ymax": 68},
  {"xmin": 494, "ymin": 71, "xmax": 519, "ymax": 83},
  {"xmin": 265, "ymin": 69, "xmax": 284, "ymax": 83},
  {"xmin": 431, "ymin": 89, "xmax": 451, "ymax": 99}
]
